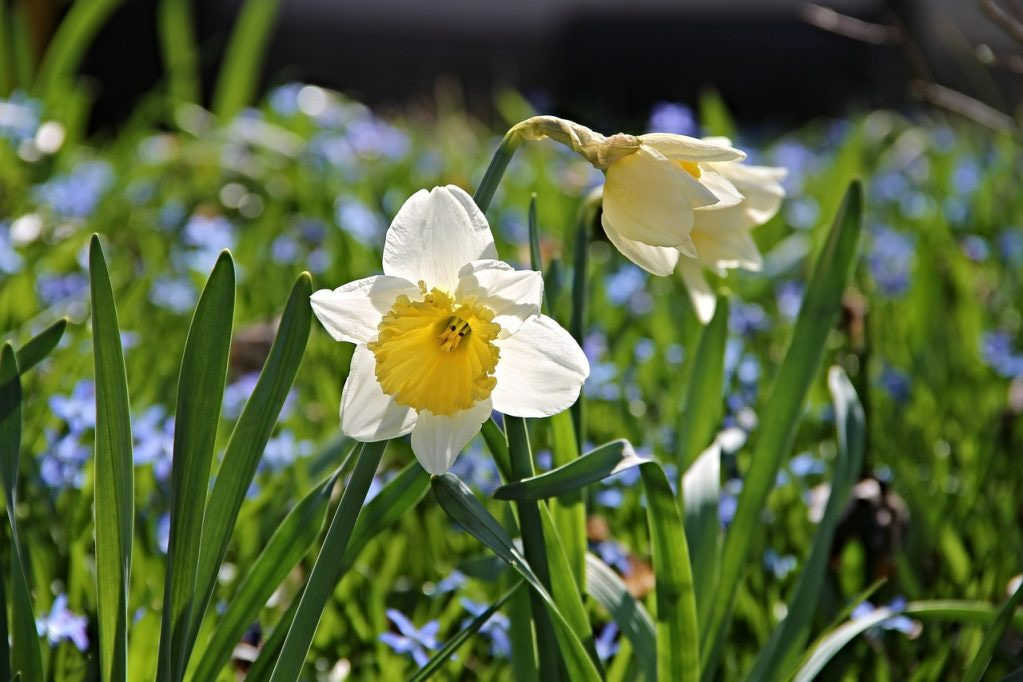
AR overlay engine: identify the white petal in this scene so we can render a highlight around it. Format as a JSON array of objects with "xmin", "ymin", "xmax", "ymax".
[
  {"xmin": 491, "ymin": 315, "xmax": 589, "ymax": 418},
  {"xmin": 382, "ymin": 186, "xmax": 498, "ymax": 292},
  {"xmin": 678, "ymin": 260, "xmax": 717, "ymax": 324},
  {"xmin": 410, "ymin": 399, "xmax": 492, "ymax": 474},
  {"xmin": 693, "ymin": 168, "xmax": 744, "ymax": 210},
  {"xmin": 602, "ymin": 147, "xmax": 697, "ymax": 247},
  {"xmin": 456, "ymin": 260, "xmax": 543, "ymax": 336},
  {"xmin": 704, "ymin": 162, "xmax": 787, "ymax": 228},
  {"xmin": 311, "ymin": 275, "xmax": 419, "ymax": 344},
  {"xmin": 601, "ymin": 215, "xmax": 679, "ymax": 276},
  {"xmin": 639, "ymin": 133, "xmax": 746, "ymax": 162},
  {"xmin": 691, "ymin": 228, "xmax": 763, "ymax": 271},
  {"xmin": 340, "ymin": 345, "xmax": 417, "ymax": 441}
]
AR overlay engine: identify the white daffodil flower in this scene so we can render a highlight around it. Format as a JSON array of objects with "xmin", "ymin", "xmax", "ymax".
[
  {"xmin": 600, "ymin": 132, "xmax": 747, "ymax": 263},
  {"xmin": 599, "ymin": 136, "xmax": 786, "ymax": 324},
  {"xmin": 310, "ymin": 185, "xmax": 590, "ymax": 474}
]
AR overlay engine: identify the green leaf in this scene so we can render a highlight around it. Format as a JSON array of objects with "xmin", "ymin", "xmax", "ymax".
[
  {"xmin": 247, "ymin": 455, "xmax": 428, "ymax": 680},
  {"xmin": 570, "ymin": 195, "xmax": 598, "ymax": 441},
  {"xmin": 34, "ymin": 0, "xmax": 125, "ymax": 103},
  {"xmin": 187, "ymin": 273, "xmax": 312, "ymax": 653},
  {"xmin": 409, "ymin": 581, "xmax": 524, "ymax": 682},
  {"xmin": 681, "ymin": 442, "xmax": 721, "ymax": 629},
  {"xmin": 269, "ymin": 440, "xmax": 386, "ymax": 682},
  {"xmin": 89, "ymin": 236, "xmax": 135, "ymax": 682},
  {"xmin": 0, "ymin": 344, "xmax": 43, "ymax": 681},
  {"xmin": 640, "ymin": 462, "xmax": 700, "ymax": 682},
  {"xmin": 494, "ymin": 439, "xmax": 642, "ymax": 501},
  {"xmin": 212, "ymin": 0, "xmax": 282, "ymax": 120},
  {"xmin": 188, "ymin": 468, "xmax": 338, "ymax": 681},
  {"xmin": 547, "ymin": 410, "xmax": 587, "ymax": 592},
  {"xmin": 431, "ymin": 473, "xmax": 602, "ymax": 682},
  {"xmin": 539, "ymin": 505, "xmax": 600, "ymax": 668},
  {"xmin": 158, "ymin": 0, "xmax": 200, "ymax": 107},
  {"xmin": 747, "ymin": 366, "xmax": 865, "ymax": 681},
  {"xmin": 701, "ymin": 181, "xmax": 863, "ymax": 673},
  {"xmin": 676, "ymin": 297, "xmax": 727, "ymax": 472},
  {"xmin": 14, "ymin": 317, "xmax": 67, "ymax": 375},
  {"xmin": 158, "ymin": 251, "xmax": 236, "ymax": 682},
  {"xmin": 585, "ymin": 553, "xmax": 656, "ymax": 682},
  {"xmin": 962, "ymin": 578, "xmax": 1023, "ymax": 682},
  {"xmin": 481, "ymin": 418, "xmax": 511, "ymax": 481},
  {"xmin": 792, "ymin": 607, "xmax": 896, "ymax": 682},
  {"xmin": 903, "ymin": 600, "xmax": 1023, "ymax": 628}
]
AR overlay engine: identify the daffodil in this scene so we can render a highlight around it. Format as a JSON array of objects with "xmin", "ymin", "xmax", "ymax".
[
  {"xmin": 597, "ymin": 136, "xmax": 786, "ymax": 323},
  {"xmin": 600, "ymin": 132, "xmax": 747, "ymax": 261},
  {"xmin": 310, "ymin": 185, "xmax": 589, "ymax": 474}
]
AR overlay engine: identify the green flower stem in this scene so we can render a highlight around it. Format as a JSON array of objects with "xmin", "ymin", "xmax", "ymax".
[
  {"xmin": 473, "ymin": 128, "xmax": 523, "ymax": 213},
  {"xmin": 505, "ymin": 415, "xmax": 562, "ymax": 679},
  {"xmin": 570, "ymin": 192, "xmax": 601, "ymax": 449}
]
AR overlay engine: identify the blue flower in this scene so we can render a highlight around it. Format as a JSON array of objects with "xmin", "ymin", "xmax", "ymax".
[
  {"xmin": 379, "ymin": 609, "xmax": 440, "ymax": 667},
  {"xmin": 763, "ymin": 549, "xmax": 798, "ymax": 579},
  {"xmin": 180, "ymin": 213, "xmax": 236, "ymax": 272},
  {"xmin": 0, "ymin": 92, "xmax": 41, "ymax": 142},
  {"xmin": 449, "ymin": 443, "xmax": 501, "ymax": 494},
  {"xmin": 867, "ymin": 226, "xmax": 914, "ymax": 297},
  {"xmin": 981, "ymin": 331, "xmax": 1023, "ymax": 379},
  {"xmin": 36, "ymin": 594, "xmax": 89, "ymax": 651},
  {"xmin": 34, "ymin": 160, "xmax": 113, "ymax": 219},
  {"xmin": 729, "ymin": 302, "xmax": 769, "ymax": 336},
  {"xmin": 592, "ymin": 540, "xmax": 631, "ymax": 575},
  {"xmin": 40, "ymin": 431, "xmax": 91, "ymax": 490},
  {"xmin": 150, "ymin": 276, "xmax": 197, "ymax": 313},
  {"xmin": 335, "ymin": 197, "xmax": 384, "ymax": 245},
  {"xmin": 260, "ymin": 430, "xmax": 312, "ymax": 472},
  {"xmin": 37, "ymin": 273, "xmax": 88, "ymax": 306},
  {"xmin": 133, "ymin": 406, "xmax": 175, "ymax": 482},
  {"xmin": 433, "ymin": 570, "xmax": 467, "ymax": 595},
  {"xmin": 878, "ymin": 364, "xmax": 911, "ymax": 404},
  {"xmin": 851, "ymin": 598, "xmax": 921, "ymax": 639},
  {"xmin": 594, "ymin": 621, "xmax": 620, "ymax": 662},
  {"xmin": 271, "ymin": 235, "xmax": 302, "ymax": 264},
  {"xmin": 460, "ymin": 597, "xmax": 511, "ymax": 659},
  {"xmin": 998, "ymin": 228, "xmax": 1023, "ymax": 266},
  {"xmin": 647, "ymin": 102, "xmax": 697, "ymax": 137},
  {"xmin": 775, "ymin": 281, "xmax": 804, "ymax": 321},
  {"xmin": 0, "ymin": 226, "xmax": 23, "ymax": 274},
  {"xmin": 50, "ymin": 380, "xmax": 96, "ymax": 435},
  {"xmin": 960, "ymin": 235, "xmax": 989, "ymax": 262}
]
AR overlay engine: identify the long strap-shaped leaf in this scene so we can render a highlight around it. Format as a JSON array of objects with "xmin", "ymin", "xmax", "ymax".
[
  {"xmin": 268, "ymin": 440, "xmax": 386, "ymax": 682},
  {"xmin": 585, "ymin": 553, "xmax": 657, "ymax": 681},
  {"xmin": 158, "ymin": 250, "xmax": 236, "ymax": 682},
  {"xmin": 14, "ymin": 317, "xmax": 68, "ymax": 374},
  {"xmin": 432, "ymin": 473, "xmax": 603, "ymax": 682},
  {"xmin": 746, "ymin": 366, "xmax": 865, "ymax": 681},
  {"xmin": 0, "ymin": 343, "xmax": 43, "ymax": 681},
  {"xmin": 676, "ymin": 297, "xmax": 728, "ymax": 474},
  {"xmin": 89, "ymin": 236, "xmax": 135, "ymax": 682},
  {"xmin": 185, "ymin": 272, "xmax": 312, "ymax": 657},
  {"xmin": 409, "ymin": 580, "xmax": 524, "ymax": 682},
  {"xmin": 188, "ymin": 467, "xmax": 338, "ymax": 681},
  {"xmin": 492, "ymin": 442, "xmax": 700, "ymax": 681},
  {"xmin": 245, "ymin": 456, "xmax": 428, "ymax": 681},
  {"xmin": 701, "ymin": 181, "xmax": 863, "ymax": 676},
  {"xmin": 962, "ymin": 578, "xmax": 1023, "ymax": 682},
  {"xmin": 682, "ymin": 442, "xmax": 721, "ymax": 630}
]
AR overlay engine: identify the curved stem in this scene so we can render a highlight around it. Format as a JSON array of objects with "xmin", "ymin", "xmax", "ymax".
[{"xmin": 473, "ymin": 128, "xmax": 523, "ymax": 213}]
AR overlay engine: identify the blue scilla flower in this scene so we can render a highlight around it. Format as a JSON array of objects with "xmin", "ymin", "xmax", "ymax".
[
  {"xmin": 851, "ymin": 598, "xmax": 920, "ymax": 639},
  {"xmin": 594, "ymin": 487, "xmax": 625, "ymax": 509},
  {"xmin": 222, "ymin": 373, "xmax": 259, "ymax": 420},
  {"xmin": 785, "ymin": 197, "xmax": 820, "ymax": 230},
  {"xmin": 775, "ymin": 281, "xmax": 804, "ymax": 321},
  {"xmin": 271, "ymin": 234, "xmax": 301, "ymax": 264},
  {"xmin": 40, "ymin": 431, "xmax": 91, "ymax": 490},
  {"xmin": 433, "ymin": 570, "xmax": 467, "ymax": 595},
  {"xmin": 867, "ymin": 226, "xmax": 914, "ymax": 297},
  {"xmin": 0, "ymin": 226, "xmax": 23, "ymax": 274},
  {"xmin": 345, "ymin": 117, "xmax": 410, "ymax": 160},
  {"xmin": 133, "ymin": 406, "xmax": 174, "ymax": 481},
  {"xmin": 595, "ymin": 621, "xmax": 620, "ymax": 662},
  {"xmin": 269, "ymin": 83, "xmax": 304, "ymax": 116},
  {"xmin": 449, "ymin": 442, "xmax": 501, "ymax": 494},
  {"xmin": 878, "ymin": 364, "xmax": 911, "ymax": 404},
  {"xmin": 460, "ymin": 598, "xmax": 511, "ymax": 659},
  {"xmin": 34, "ymin": 160, "xmax": 113, "ymax": 219},
  {"xmin": 37, "ymin": 273, "xmax": 88, "ymax": 306},
  {"xmin": 981, "ymin": 331, "xmax": 1023, "ymax": 379},
  {"xmin": 647, "ymin": 102, "xmax": 697, "ymax": 137},
  {"xmin": 335, "ymin": 197, "xmax": 384, "ymax": 246},
  {"xmin": 770, "ymin": 140, "xmax": 815, "ymax": 193},
  {"xmin": 379, "ymin": 609, "xmax": 440, "ymax": 667},
  {"xmin": 0, "ymin": 92, "xmax": 40, "ymax": 142},
  {"xmin": 763, "ymin": 549, "xmax": 798, "ymax": 580},
  {"xmin": 789, "ymin": 452, "xmax": 827, "ymax": 478},
  {"xmin": 604, "ymin": 264, "xmax": 646, "ymax": 306},
  {"xmin": 592, "ymin": 540, "xmax": 631, "ymax": 575},
  {"xmin": 729, "ymin": 302, "xmax": 769, "ymax": 337},
  {"xmin": 260, "ymin": 430, "xmax": 312, "ymax": 472},
  {"xmin": 183, "ymin": 213, "xmax": 235, "ymax": 252},
  {"xmin": 720, "ymin": 479, "xmax": 743, "ymax": 528},
  {"xmin": 50, "ymin": 380, "xmax": 96, "ymax": 435},
  {"xmin": 150, "ymin": 276, "xmax": 197, "ymax": 314},
  {"xmin": 36, "ymin": 594, "xmax": 89, "ymax": 651},
  {"xmin": 952, "ymin": 158, "xmax": 981, "ymax": 196},
  {"xmin": 998, "ymin": 228, "xmax": 1023, "ymax": 266}
]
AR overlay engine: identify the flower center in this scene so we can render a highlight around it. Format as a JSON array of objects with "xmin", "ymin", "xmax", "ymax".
[
  {"xmin": 368, "ymin": 285, "xmax": 501, "ymax": 416},
  {"xmin": 677, "ymin": 161, "xmax": 702, "ymax": 179}
]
